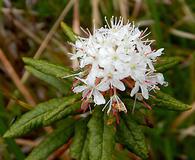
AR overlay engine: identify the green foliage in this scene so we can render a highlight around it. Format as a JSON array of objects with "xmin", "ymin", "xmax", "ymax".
[
  {"xmin": 70, "ymin": 118, "xmax": 89, "ymax": 159},
  {"xmin": 23, "ymin": 57, "xmax": 72, "ymax": 78},
  {"xmin": 25, "ymin": 66, "xmax": 70, "ymax": 94},
  {"xmin": 2, "ymin": 1, "xmax": 193, "ymax": 159},
  {"xmin": 0, "ymin": 116, "xmax": 25, "ymax": 160},
  {"xmin": 117, "ymin": 114, "xmax": 148, "ymax": 159},
  {"xmin": 0, "ymin": 91, "xmax": 25, "ymax": 160},
  {"xmin": 155, "ymin": 57, "xmax": 182, "ymax": 72},
  {"xmin": 5, "ymin": 55, "xmax": 191, "ymax": 159},
  {"xmin": 3, "ymin": 95, "xmax": 79, "ymax": 138},
  {"xmin": 61, "ymin": 22, "xmax": 77, "ymax": 42},
  {"xmin": 150, "ymin": 91, "xmax": 191, "ymax": 111},
  {"xmin": 88, "ymin": 107, "xmax": 116, "ymax": 160},
  {"xmin": 80, "ymin": 133, "xmax": 90, "ymax": 160},
  {"xmin": 26, "ymin": 117, "xmax": 75, "ymax": 160},
  {"xmin": 44, "ymin": 101, "xmax": 81, "ymax": 124}
]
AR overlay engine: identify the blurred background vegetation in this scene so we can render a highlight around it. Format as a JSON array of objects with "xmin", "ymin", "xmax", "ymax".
[{"xmin": 0, "ymin": 0, "xmax": 195, "ymax": 159}]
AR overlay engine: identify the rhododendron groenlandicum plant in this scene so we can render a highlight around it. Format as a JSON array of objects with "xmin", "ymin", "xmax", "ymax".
[{"xmin": 69, "ymin": 17, "xmax": 168, "ymax": 114}]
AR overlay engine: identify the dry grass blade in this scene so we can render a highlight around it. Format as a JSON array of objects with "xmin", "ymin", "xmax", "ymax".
[
  {"xmin": 172, "ymin": 102, "xmax": 195, "ymax": 130},
  {"xmin": 91, "ymin": 0, "xmax": 101, "ymax": 27},
  {"xmin": 13, "ymin": 19, "xmax": 68, "ymax": 53},
  {"xmin": 72, "ymin": 0, "xmax": 80, "ymax": 70},
  {"xmin": 119, "ymin": 0, "xmax": 129, "ymax": 22},
  {"xmin": 5, "ymin": 0, "xmax": 74, "ymax": 108},
  {"xmin": 21, "ymin": 0, "xmax": 75, "ymax": 84},
  {"xmin": 178, "ymin": 0, "xmax": 195, "ymax": 22},
  {"xmin": 169, "ymin": 28, "xmax": 195, "ymax": 40},
  {"xmin": 0, "ymin": 49, "xmax": 36, "ymax": 106},
  {"xmin": 73, "ymin": 0, "xmax": 80, "ymax": 35},
  {"xmin": 15, "ymin": 138, "xmax": 40, "ymax": 147},
  {"xmin": 13, "ymin": 19, "xmax": 42, "ymax": 44},
  {"xmin": 132, "ymin": 0, "xmax": 142, "ymax": 18}
]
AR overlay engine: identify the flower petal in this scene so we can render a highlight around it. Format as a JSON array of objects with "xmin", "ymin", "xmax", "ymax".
[
  {"xmin": 93, "ymin": 90, "xmax": 106, "ymax": 105},
  {"xmin": 112, "ymin": 79, "xmax": 125, "ymax": 91},
  {"xmin": 97, "ymin": 80, "xmax": 110, "ymax": 92},
  {"xmin": 73, "ymin": 85, "xmax": 87, "ymax": 93},
  {"xmin": 140, "ymin": 84, "xmax": 149, "ymax": 99},
  {"xmin": 156, "ymin": 73, "xmax": 165, "ymax": 84},
  {"xmin": 130, "ymin": 81, "xmax": 140, "ymax": 97},
  {"xmin": 149, "ymin": 48, "xmax": 164, "ymax": 59}
]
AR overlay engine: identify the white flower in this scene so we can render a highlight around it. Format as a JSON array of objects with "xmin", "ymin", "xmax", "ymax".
[
  {"xmin": 130, "ymin": 73, "xmax": 167, "ymax": 99},
  {"xmin": 71, "ymin": 16, "xmax": 167, "ymax": 113},
  {"xmin": 97, "ymin": 67, "xmax": 126, "ymax": 91},
  {"xmin": 130, "ymin": 81, "xmax": 148, "ymax": 99},
  {"xmin": 73, "ymin": 77, "xmax": 106, "ymax": 105}
]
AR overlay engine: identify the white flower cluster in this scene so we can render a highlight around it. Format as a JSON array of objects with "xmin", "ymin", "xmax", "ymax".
[{"xmin": 71, "ymin": 17, "xmax": 167, "ymax": 113}]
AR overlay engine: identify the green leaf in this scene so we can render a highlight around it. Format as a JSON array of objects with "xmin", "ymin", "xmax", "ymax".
[
  {"xmin": 88, "ymin": 107, "xmax": 116, "ymax": 160},
  {"xmin": 150, "ymin": 91, "xmax": 191, "ymax": 111},
  {"xmin": 3, "ymin": 95, "xmax": 80, "ymax": 138},
  {"xmin": 0, "ymin": 90, "xmax": 25, "ymax": 160},
  {"xmin": 116, "ymin": 114, "xmax": 148, "ymax": 159},
  {"xmin": 61, "ymin": 22, "xmax": 77, "ymax": 42},
  {"xmin": 155, "ymin": 57, "xmax": 182, "ymax": 72},
  {"xmin": 70, "ymin": 118, "xmax": 89, "ymax": 159},
  {"xmin": 26, "ymin": 118, "xmax": 75, "ymax": 160},
  {"xmin": 44, "ymin": 101, "xmax": 81, "ymax": 125},
  {"xmin": 25, "ymin": 66, "xmax": 71, "ymax": 94},
  {"xmin": 0, "ymin": 118, "xmax": 26, "ymax": 160},
  {"xmin": 123, "ymin": 101, "xmax": 149, "ymax": 127},
  {"xmin": 23, "ymin": 57, "xmax": 72, "ymax": 78},
  {"xmin": 80, "ymin": 133, "xmax": 90, "ymax": 160}
]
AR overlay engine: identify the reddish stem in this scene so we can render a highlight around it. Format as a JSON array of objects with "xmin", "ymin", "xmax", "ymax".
[
  {"xmin": 142, "ymin": 100, "xmax": 152, "ymax": 110},
  {"xmin": 112, "ymin": 109, "xmax": 120, "ymax": 124}
]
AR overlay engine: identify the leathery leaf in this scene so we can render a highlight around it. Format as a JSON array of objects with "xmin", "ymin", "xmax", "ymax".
[
  {"xmin": 61, "ymin": 22, "xmax": 77, "ymax": 42},
  {"xmin": 70, "ymin": 117, "xmax": 89, "ymax": 159},
  {"xmin": 23, "ymin": 57, "xmax": 72, "ymax": 78},
  {"xmin": 116, "ymin": 114, "xmax": 148, "ymax": 159},
  {"xmin": 4, "ymin": 95, "xmax": 80, "ymax": 138},
  {"xmin": 150, "ymin": 91, "xmax": 191, "ymax": 111},
  {"xmin": 88, "ymin": 107, "xmax": 116, "ymax": 160},
  {"xmin": 25, "ymin": 66, "xmax": 71, "ymax": 94},
  {"xmin": 26, "ymin": 117, "xmax": 75, "ymax": 160},
  {"xmin": 155, "ymin": 56, "xmax": 182, "ymax": 72}
]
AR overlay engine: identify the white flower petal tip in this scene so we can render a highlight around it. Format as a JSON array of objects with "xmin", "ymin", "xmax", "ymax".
[
  {"xmin": 72, "ymin": 86, "xmax": 87, "ymax": 93},
  {"xmin": 70, "ymin": 16, "xmax": 167, "ymax": 113}
]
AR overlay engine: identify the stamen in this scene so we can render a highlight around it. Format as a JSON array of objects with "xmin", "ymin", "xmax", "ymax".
[
  {"xmin": 80, "ymin": 27, "xmax": 90, "ymax": 36},
  {"xmin": 105, "ymin": 16, "xmax": 111, "ymax": 28},
  {"xmin": 62, "ymin": 72, "xmax": 84, "ymax": 78},
  {"xmin": 102, "ymin": 98, "xmax": 111, "ymax": 112}
]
